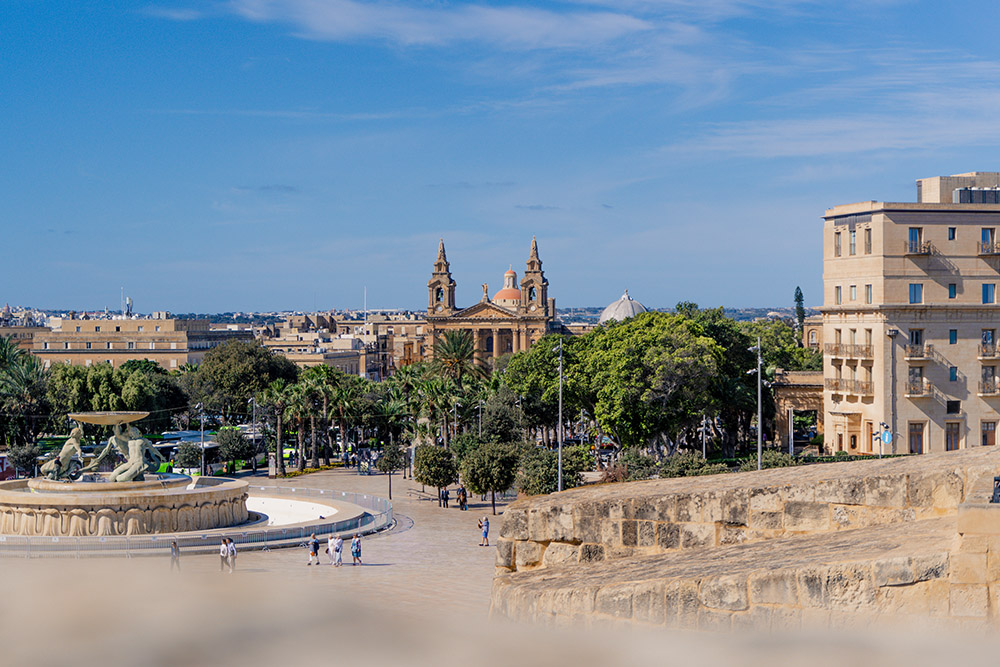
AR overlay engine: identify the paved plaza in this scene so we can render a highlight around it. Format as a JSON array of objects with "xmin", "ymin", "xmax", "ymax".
[{"xmin": 179, "ymin": 468, "xmax": 509, "ymax": 617}]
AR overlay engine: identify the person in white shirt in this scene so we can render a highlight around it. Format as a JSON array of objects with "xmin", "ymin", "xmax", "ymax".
[
  {"xmin": 333, "ymin": 535, "xmax": 344, "ymax": 567},
  {"xmin": 227, "ymin": 538, "xmax": 237, "ymax": 573},
  {"xmin": 219, "ymin": 539, "xmax": 229, "ymax": 572},
  {"xmin": 327, "ymin": 534, "xmax": 337, "ymax": 566}
]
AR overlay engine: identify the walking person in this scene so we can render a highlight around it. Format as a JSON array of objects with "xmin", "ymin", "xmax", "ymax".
[
  {"xmin": 327, "ymin": 533, "xmax": 337, "ymax": 566},
  {"xmin": 219, "ymin": 539, "xmax": 229, "ymax": 572},
  {"xmin": 227, "ymin": 538, "xmax": 237, "ymax": 573},
  {"xmin": 170, "ymin": 540, "xmax": 181, "ymax": 571},
  {"xmin": 442, "ymin": 487, "xmax": 450, "ymax": 509},
  {"xmin": 478, "ymin": 516, "xmax": 490, "ymax": 547},
  {"xmin": 458, "ymin": 486, "xmax": 467, "ymax": 511},
  {"xmin": 333, "ymin": 534, "xmax": 344, "ymax": 567},
  {"xmin": 307, "ymin": 533, "xmax": 321, "ymax": 565},
  {"xmin": 351, "ymin": 534, "xmax": 362, "ymax": 565}
]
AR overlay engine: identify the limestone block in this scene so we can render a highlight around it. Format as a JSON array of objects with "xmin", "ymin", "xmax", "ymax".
[
  {"xmin": 549, "ymin": 506, "xmax": 575, "ymax": 542},
  {"xmin": 621, "ymin": 520, "xmax": 638, "ymax": 547},
  {"xmin": 950, "ymin": 584, "xmax": 989, "ymax": 618},
  {"xmin": 864, "ymin": 474, "xmax": 907, "ymax": 508},
  {"xmin": 824, "ymin": 563, "xmax": 875, "ymax": 611},
  {"xmin": 783, "ymin": 501, "xmax": 830, "ymax": 532},
  {"xmin": 749, "ymin": 487, "xmax": 783, "ymax": 512},
  {"xmin": 702, "ymin": 494, "xmax": 723, "ymax": 523},
  {"xmin": 652, "ymin": 495, "xmax": 677, "ymax": 522},
  {"xmin": 575, "ymin": 514, "xmax": 602, "ymax": 544},
  {"xmin": 551, "ymin": 586, "xmax": 597, "ymax": 617},
  {"xmin": 950, "ymin": 553, "xmax": 987, "ymax": 584},
  {"xmin": 674, "ymin": 494, "xmax": 703, "ymax": 523},
  {"xmin": 679, "ymin": 522, "xmax": 715, "ymax": 549},
  {"xmin": 770, "ymin": 606, "xmax": 802, "ymax": 631},
  {"xmin": 958, "ymin": 534, "xmax": 990, "ymax": 554},
  {"xmin": 797, "ymin": 567, "xmax": 827, "ymax": 608},
  {"xmin": 637, "ymin": 521, "xmax": 655, "ymax": 547},
  {"xmin": 815, "ymin": 478, "xmax": 865, "ymax": 506},
  {"xmin": 514, "ymin": 540, "xmax": 544, "ymax": 569},
  {"xmin": 799, "ymin": 608, "xmax": 830, "ymax": 630},
  {"xmin": 579, "ymin": 543, "xmax": 605, "ymax": 563},
  {"xmin": 720, "ymin": 489, "xmax": 750, "ymax": 526},
  {"xmin": 748, "ymin": 570, "xmax": 799, "ymax": 606},
  {"xmin": 631, "ymin": 497, "xmax": 659, "ymax": 521},
  {"xmin": 718, "ymin": 524, "xmax": 748, "ymax": 546},
  {"xmin": 957, "ymin": 505, "xmax": 1000, "ymax": 536},
  {"xmin": 699, "ymin": 574, "xmax": 749, "ymax": 611},
  {"xmin": 872, "ymin": 556, "xmax": 915, "ymax": 587},
  {"xmin": 663, "ymin": 580, "xmax": 680, "ymax": 626},
  {"xmin": 527, "ymin": 508, "xmax": 549, "ymax": 541},
  {"xmin": 907, "ymin": 470, "xmax": 963, "ymax": 510},
  {"xmin": 608, "ymin": 499, "xmax": 631, "ymax": 521},
  {"xmin": 595, "ymin": 583, "xmax": 634, "ymax": 618},
  {"xmin": 495, "ymin": 539, "xmax": 514, "ymax": 569},
  {"xmin": 632, "ymin": 580, "xmax": 666, "ymax": 625},
  {"xmin": 542, "ymin": 542, "xmax": 580, "ymax": 568},
  {"xmin": 675, "ymin": 579, "xmax": 702, "ymax": 630},
  {"xmin": 926, "ymin": 580, "xmax": 952, "ymax": 616},
  {"xmin": 697, "ymin": 608, "xmax": 732, "ymax": 631},
  {"xmin": 987, "ymin": 551, "xmax": 1000, "ymax": 582},
  {"xmin": 655, "ymin": 522, "xmax": 680, "ymax": 550},
  {"xmin": 731, "ymin": 606, "xmax": 771, "ymax": 632},
  {"xmin": 500, "ymin": 509, "xmax": 528, "ymax": 540},
  {"xmin": 875, "ymin": 580, "xmax": 938, "ymax": 616},
  {"xmin": 911, "ymin": 552, "xmax": 950, "ymax": 581},
  {"xmin": 749, "ymin": 510, "xmax": 783, "ymax": 531},
  {"xmin": 779, "ymin": 484, "xmax": 815, "ymax": 503},
  {"xmin": 601, "ymin": 520, "xmax": 622, "ymax": 547}
]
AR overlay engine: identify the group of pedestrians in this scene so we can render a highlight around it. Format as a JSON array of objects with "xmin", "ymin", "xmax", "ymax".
[
  {"xmin": 442, "ymin": 485, "xmax": 469, "ymax": 510},
  {"xmin": 218, "ymin": 537, "xmax": 238, "ymax": 573},
  {"xmin": 308, "ymin": 532, "xmax": 362, "ymax": 567}
]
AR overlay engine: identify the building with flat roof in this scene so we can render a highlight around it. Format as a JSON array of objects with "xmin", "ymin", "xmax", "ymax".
[
  {"xmin": 823, "ymin": 171, "xmax": 1000, "ymax": 455},
  {"xmin": 32, "ymin": 315, "xmax": 252, "ymax": 370}
]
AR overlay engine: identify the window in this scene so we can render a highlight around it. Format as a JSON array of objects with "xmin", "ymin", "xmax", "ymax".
[
  {"xmin": 910, "ymin": 329, "xmax": 923, "ymax": 345},
  {"xmin": 155, "ymin": 326, "xmax": 161, "ymax": 332},
  {"xmin": 75, "ymin": 326, "xmax": 81, "ymax": 332},
  {"xmin": 984, "ymin": 228, "xmax": 996, "ymax": 245},
  {"xmin": 908, "ymin": 227, "xmax": 923, "ymax": 252},
  {"xmin": 983, "ymin": 422, "xmax": 996, "ymax": 447},
  {"xmin": 835, "ymin": 328, "xmax": 842, "ymax": 344},
  {"xmin": 849, "ymin": 285, "xmax": 857, "ymax": 301},
  {"xmin": 95, "ymin": 326, "xmax": 100, "ymax": 332},
  {"xmin": 909, "ymin": 423, "xmax": 924, "ymax": 454},
  {"xmin": 835, "ymin": 286, "xmax": 842, "ymax": 305},
  {"xmin": 849, "ymin": 230, "xmax": 856, "ymax": 255},
  {"xmin": 149, "ymin": 342, "xmax": 155, "ymax": 350},
  {"xmin": 865, "ymin": 329, "xmax": 873, "ymax": 346},
  {"xmin": 946, "ymin": 422, "xmax": 961, "ymax": 451},
  {"xmin": 947, "ymin": 400, "xmax": 961, "ymax": 414},
  {"xmin": 985, "ymin": 329, "xmax": 997, "ymax": 345},
  {"xmin": 865, "ymin": 284, "xmax": 872, "ymax": 304},
  {"xmin": 106, "ymin": 342, "xmax": 112, "ymax": 349},
  {"xmin": 115, "ymin": 326, "xmax": 120, "ymax": 332},
  {"xmin": 909, "ymin": 283, "xmax": 923, "ymax": 304},
  {"xmin": 127, "ymin": 342, "xmax": 135, "ymax": 350},
  {"xmin": 43, "ymin": 342, "xmax": 49, "ymax": 350},
  {"xmin": 864, "ymin": 228, "xmax": 872, "ymax": 254},
  {"xmin": 86, "ymin": 342, "xmax": 92, "ymax": 350},
  {"xmin": 949, "ymin": 284, "xmax": 957, "ymax": 299},
  {"xmin": 949, "ymin": 227, "xmax": 956, "ymax": 240},
  {"xmin": 170, "ymin": 359, "xmax": 177, "ymax": 369},
  {"xmin": 950, "ymin": 329, "xmax": 958, "ymax": 344},
  {"xmin": 170, "ymin": 343, "xmax": 177, "ymax": 350},
  {"xmin": 834, "ymin": 232, "xmax": 841, "ymax": 256},
  {"xmin": 950, "ymin": 366, "xmax": 958, "ymax": 381},
  {"xmin": 137, "ymin": 326, "xmax": 143, "ymax": 332},
  {"xmin": 985, "ymin": 284, "xmax": 996, "ymax": 304}
]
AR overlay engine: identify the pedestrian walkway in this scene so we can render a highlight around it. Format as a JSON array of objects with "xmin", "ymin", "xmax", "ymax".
[{"xmin": 179, "ymin": 468, "xmax": 509, "ymax": 617}]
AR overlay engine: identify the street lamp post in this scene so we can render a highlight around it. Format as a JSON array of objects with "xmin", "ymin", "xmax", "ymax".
[
  {"xmin": 453, "ymin": 402, "xmax": 461, "ymax": 441},
  {"xmin": 556, "ymin": 341, "xmax": 564, "ymax": 492},
  {"xmin": 196, "ymin": 403, "xmax": 206, "ymax": 477},
  {"xmin": 748, "ymin": 337, "xmax": 763, "ymax": 471},
  {"xmin": 248, "ymin": 397, "xmax": 257, "ymax": 473}
]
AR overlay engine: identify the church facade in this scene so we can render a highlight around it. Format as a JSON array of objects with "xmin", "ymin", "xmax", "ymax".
[{"xmin": 426, "ymin": 238, "xmax": 557, "ymax": 365}]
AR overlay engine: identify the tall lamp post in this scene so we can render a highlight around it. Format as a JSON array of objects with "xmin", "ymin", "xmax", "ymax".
[
  {"xmin": 555, "ymin": 341, "xmax": 564, "ymax": 492},
  {"xmin": 748, "ymin": 337, "xmax": 763, "ymax": 471},
  {"xmin": 248, "ymin": 396, "xmax": 257, "ymax": 472},
  {"xmin": 196, "ymin": 402, "xmax": 206, "ymax": 477}
]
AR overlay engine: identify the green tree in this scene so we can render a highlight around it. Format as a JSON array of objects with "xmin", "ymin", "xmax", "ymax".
[
  {"xmin": 5, "ymin": 441, "xmax": 40, "ymax": 478},
  {"xmin": 413, "ymin": 444, "xmax": 458, "ymax": 507},
  {"xmin": 794, "ymin": 286, "xmax": 806, "ymax": 338},
  {"xmin": 449, "ymin": 432, "xmax": 482, "ymax": 466},
  {"xmin": 738, "ymin": 319, "xmax": 821, "ymax": 372},
  {"xmin": 659, "ymin": 451, "xmax": 729, "ymax": 478},
  {"xmin": 480, "ymin": 385, "xmax": 524, "ymax": 443},
  {"xmin": 216, "ymin": 426, "xmax": 255, "ymax": 472},
  {"xmin": 460, "ymin": 441, "xmax": 519, "ymax": 514},
  {"xmin": 0, "ymin": 350, "xmax": 50, "ymax": 450},
  {"xmin": 258, "ymin": 379, "xmax": 291, "ymax": 476},
  {"xmin": 375, "ymin": 441, "xmax": 406, "ymax": 499},
  {"xmin": 430, "ymin": 330, "xmax": 485, "ymax": 386},
  {"xmin": 174, "ymin": 442, "xmax": 202, "ymax": 470},
  {"xmin": 515, "ymin": 444, "xmax": 590, "ymax": 496}
]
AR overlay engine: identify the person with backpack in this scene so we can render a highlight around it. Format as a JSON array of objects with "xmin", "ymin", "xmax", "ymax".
[
  {"xmin": 307, "ymin": 533, "xmax": 320, "ymax": 565},
  {"xmin": 458, "ymin": 487, "xmax": 468, "ymax": 511}
]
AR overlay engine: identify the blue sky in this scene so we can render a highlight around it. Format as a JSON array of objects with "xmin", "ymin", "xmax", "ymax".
[{"xmin": 5, "ymin": 1, "xmax": 1000, "ymax": 313}]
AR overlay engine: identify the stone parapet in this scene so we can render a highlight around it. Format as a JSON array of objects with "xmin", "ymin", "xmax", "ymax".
[{"xmin": 496, "ymin": 448, "xmax": 1000, "ymax": 573}]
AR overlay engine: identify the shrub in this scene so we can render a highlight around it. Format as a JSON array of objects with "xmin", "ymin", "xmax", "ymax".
[
  {"xmin": 737, "ymin": 449, "xmax": 800, "ymax": 472},
  {"xmin": 659, "ymin": 451, "xmax": 729, "ymax": 478}
]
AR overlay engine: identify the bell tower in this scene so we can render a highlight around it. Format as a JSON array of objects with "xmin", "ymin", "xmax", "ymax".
[
  {"xmin": 520, "ymin": 236, "xmax": 550, "ymax": 316},
  {"xmin": 427, "ymin": 239, "xmax": 457, "ymax": 315}
]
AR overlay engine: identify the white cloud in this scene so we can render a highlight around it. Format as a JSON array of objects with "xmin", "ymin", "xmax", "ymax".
[
  {"xmin": 143, "ymin": 6, "xmax": 203, "ymax": 21},
  {"xmin": 227, "ymin": 0, "xmax": 651, "ymax": 49}
]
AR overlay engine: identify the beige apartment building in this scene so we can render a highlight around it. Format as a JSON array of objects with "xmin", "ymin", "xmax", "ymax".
[
  {"xmin": 823, "ymin": 172, "xmax": 1000, "ymax": 455},
  {"xmin": 33, "ymin": 316, "xmax": 252, "ymax": 370}
]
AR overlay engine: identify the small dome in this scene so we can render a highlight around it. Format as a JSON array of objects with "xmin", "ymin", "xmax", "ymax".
[
  {"xmin": 505, "ymin": 269, "xmax": 516, "ymax": 276},
  {"xmin": 599, "ymin": 290, "xmax": 647, "ymax": 324},
  {"xmin": 493, "ymin": 288, "xmax": 521, "ymax": 301}
]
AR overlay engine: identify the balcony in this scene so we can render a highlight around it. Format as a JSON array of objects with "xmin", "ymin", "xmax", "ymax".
[
  {"xmin": 905, "ymin": 379, "xmax": 932, "ymax": 397},
  {"xmin": 824, "ymin": 343, "xmax": 874, "ymax": 359},
  {"xmin": 824, "ymin": 378, "xmax": 874, "ymax": 395},
  {"xmin": 980, "ymin": 343, "xmax": 998, "ymax": 359},
  {"xmin": 904, "ymin": 343, "xmax": 932, "ymax": 360},
  {"xmin": 825, "ymin": 378, "xmax": 848, "ymax": 392},
  {"xmin": 979, "ymin": 241, "xmax": 1000, "ymax": 256},
  {"xmin": 979, "ymin": 379, "xmax": 1000, "ymax": 396},
  {"xmin": 904, "ymin": 240, "xmax": 932, "ymax": 255}
]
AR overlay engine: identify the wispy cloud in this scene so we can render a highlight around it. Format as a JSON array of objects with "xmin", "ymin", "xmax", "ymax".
[
  {"xmin": 226, "ymin": 0, "xmax": 651, "ymax": 49},
  {"xmin": 143, "ymin": 6, "xmax": 203, "ymax": 21},
  {"xmin": 515, "ymin": 204, "xmax": 560, "ymax": 211}
]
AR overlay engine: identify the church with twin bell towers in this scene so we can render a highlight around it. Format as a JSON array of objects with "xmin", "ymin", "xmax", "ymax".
[{"xmin": 426, "ymin": 237, "xmax": 557, "ymax": 365}]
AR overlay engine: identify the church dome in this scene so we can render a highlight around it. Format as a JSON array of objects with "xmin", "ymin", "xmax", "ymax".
[
  {"xmin": 599, "ymin": 290, "xmax": 647, "ymax": 324},
  {"xmin": 493, "ymin": 268, "xmax": 521, "ymax": 306}
]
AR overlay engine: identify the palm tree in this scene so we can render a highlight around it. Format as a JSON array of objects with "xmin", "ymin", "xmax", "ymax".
[
  {"xmin": 285, "ymin": 383, "xmax": 309, "ymax": 472},
  {"xmin": 303, "ymin": 365, "xmax": 343, "ymax": 466},
  {"xmin": 431, "ymin": 330, "xmax": 485, "ymax": 387},
  {"xmin": 259, "ymin": 379, "xmax": 290, "ymax": 476}
]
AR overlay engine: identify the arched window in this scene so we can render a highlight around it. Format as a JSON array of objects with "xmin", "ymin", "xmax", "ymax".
[
  {"xmin": 436, "ymin": 287, "xmax": 444, "ymax": 303},
  {"xmin": 809, "ymin": 331, "xmax": 817, "ymax": 344},
  {"xmin": 529, "ymin": 286, "xmax": 537, "ymax": 301}
]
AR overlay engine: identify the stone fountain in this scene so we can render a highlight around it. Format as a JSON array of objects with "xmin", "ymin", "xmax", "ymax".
[{"xmin": 0, "ymin": 412, "xmax": 248, "ymax": 537}]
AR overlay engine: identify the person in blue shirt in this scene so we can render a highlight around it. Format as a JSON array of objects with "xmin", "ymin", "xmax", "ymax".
[{"xmin": 478, "ymin": 516, "xmax": 489, "ymax": 547}]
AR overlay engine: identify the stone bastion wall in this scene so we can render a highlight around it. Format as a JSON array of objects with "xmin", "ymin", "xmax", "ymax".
[{"xmin": 492, "ymin": 448, "xmax": 1000, "ymax": 629}]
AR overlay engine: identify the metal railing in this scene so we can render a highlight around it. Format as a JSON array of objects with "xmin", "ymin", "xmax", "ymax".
[
  {"xmin": 904, "ymin": 343, "xmax": 932, "ymax": 358},
  {"xmin": 904, "ymin": 240, "xmax": 932, "ymax": 255},
  {"xmin": 981, "ymin": 379, "xmax": 1000, "ymax": 396},
  {"xmin": 824, "ymin": 343, "xmax": 874, "ymax": 358},
  {"xmin": 979, "ymin": 241, "xmax": 1000, "ymax": 256},
  {"xmin": 0, "ymin": 486, "xmax": 393, "ymax": 559},
  {"xmin": 905, "ymin": 379, "xmax": 931, "ymax": 396},
  {"xmin": 981, "ymin": 343, "xmax": 998, "ymax": 358},
  {"xmin": 824, "ymin": 378, "xmax": 873, "ymax": 395}
]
